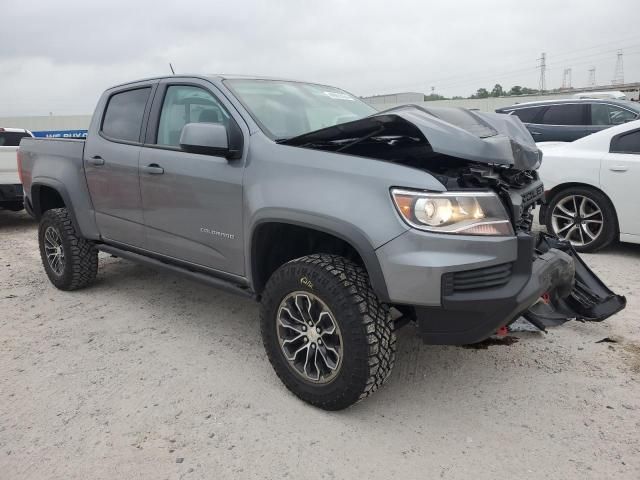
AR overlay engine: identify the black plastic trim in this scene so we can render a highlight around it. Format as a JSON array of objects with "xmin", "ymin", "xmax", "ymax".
[
  {"xmin": 97, "ymin": 243, "xmax": 254, "ymax": 299},
  {"xmin": 415, "ymin": 233, "xmax": 574, "ymax": 344}
]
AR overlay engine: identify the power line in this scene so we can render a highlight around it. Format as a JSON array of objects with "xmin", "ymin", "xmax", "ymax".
[
  {"xmin": 612, "ymin": 50, "xmax": 624, "ymax": 84},
  {"xmin": 407, "ymin": 37, "xmax": 640, "ymax": 90},
  {"xmin": 588, "ymin": 67, "xmax": 596, "ymax": 87},
  {"xmin": 538, "ymin": 52, "xmax": 547, "ymax": 91}
]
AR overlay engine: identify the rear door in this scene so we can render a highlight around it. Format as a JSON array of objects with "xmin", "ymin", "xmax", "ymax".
[
  {"xmin": 84, "ymin": 84, "xmax": 155, "ymax": 248},
  {"xmin": 138, "ymin": 78, "xmax": 246, "ymax": 275},
  {"xmin": 601, "ymin": 128, "xmax": 640, "ymax": 238},
  {"xmin": 528, "ymin": 103, "xmax": 589, "ymax": 141}
]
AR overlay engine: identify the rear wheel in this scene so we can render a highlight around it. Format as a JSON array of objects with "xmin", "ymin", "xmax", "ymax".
[
  {"xmin": 260, "ymin": 254, "xmax": 396, "ymax": 410},
  {"xmin": 38, "ymin": 208, "xmax": 98, "ymax": 290},
  {"xmin": 545, "ymin": 186, "xmax": 617, "ymax": 253}
]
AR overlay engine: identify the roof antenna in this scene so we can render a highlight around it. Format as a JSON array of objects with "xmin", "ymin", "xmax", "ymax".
[{"xmin": 169, "ymin": 63, "xmax": 176, "ymax": 75}]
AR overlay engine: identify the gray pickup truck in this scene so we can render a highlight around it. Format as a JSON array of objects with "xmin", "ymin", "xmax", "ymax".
[{"xmin": 18, "ymin": 75, "xmax": 625, "ymax": 410}]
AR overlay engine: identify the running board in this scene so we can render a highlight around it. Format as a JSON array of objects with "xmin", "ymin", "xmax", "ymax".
[{"xmin": 97, "ymin": 244, "xmax": 255, "ymax": 299}]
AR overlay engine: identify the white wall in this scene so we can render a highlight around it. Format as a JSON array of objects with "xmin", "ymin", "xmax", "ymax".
[
  {"xmin": 0, "ymin": 115, "xmax": 91, "ymax": 131},
  {"xmin": 368, "ymin": 90, "xmax": 640, "ymax": 112}
]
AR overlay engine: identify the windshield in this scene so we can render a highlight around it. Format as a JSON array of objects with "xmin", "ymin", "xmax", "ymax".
[{"xmin": 225, "ymin": 79, "xmax": 376, "ymax": 140}]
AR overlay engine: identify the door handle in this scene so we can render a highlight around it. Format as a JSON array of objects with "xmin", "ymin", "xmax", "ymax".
[
  {"xmin": 142, "ymin": 164, "xmax": 164, "ymax": 175},
  {"xmin": 609, "ymin": 165, "xmax": 628, "ymax": 172},
  {"xmin": 87, "ymin": 155, "xmax": 105, "ymax": 166}
]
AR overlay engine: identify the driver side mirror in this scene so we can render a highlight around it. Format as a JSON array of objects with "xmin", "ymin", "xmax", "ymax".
[{"xmin": 179, "ymin": 123, "xmax": 230, "ymax": 157}]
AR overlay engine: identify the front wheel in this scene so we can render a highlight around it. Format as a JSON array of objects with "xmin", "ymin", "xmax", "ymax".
[
  {"xmin": 38, "ymin": 208, "xmax": 98, "ymax": 290},
  {"xmin": 545, "ymin": 187, "xmax": 617, "ymax": 253},
  {"xmin": 260, "ymin": 254, "xmax": 396, "ymax": 410}
]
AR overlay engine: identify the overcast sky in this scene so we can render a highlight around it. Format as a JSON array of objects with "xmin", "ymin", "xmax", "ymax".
[{"xmin": 1, "ymin": 0, "xmax": 639, "ymax": 116}]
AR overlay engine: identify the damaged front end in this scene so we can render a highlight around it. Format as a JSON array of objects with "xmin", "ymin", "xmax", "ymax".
[
  {"xmin": 282, "ymin": 104, "xmax": 626, "ymax": 336},
  {"xmin": 523, "ymin": 233, "xmax": 626, "ymax": 330}
]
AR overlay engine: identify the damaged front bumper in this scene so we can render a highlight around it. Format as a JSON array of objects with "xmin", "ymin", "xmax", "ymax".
[
  {"xmin": 414, "ymin": 233, "xmax": 626, "ymax": 345},
  {"xmin": 523, "ymin": 233, "xmax": 626, "ymax": 330}
]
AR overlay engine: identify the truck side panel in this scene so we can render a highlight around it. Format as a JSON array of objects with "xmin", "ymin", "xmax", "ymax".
[{"xmin": 20, "ymin": 137, "xmax": 100, "ymax": 240}]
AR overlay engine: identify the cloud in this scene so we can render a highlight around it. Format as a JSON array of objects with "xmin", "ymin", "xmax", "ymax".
[{"xmin": 1, "ymin": 0, "xmax": 638, "ymax": 115}]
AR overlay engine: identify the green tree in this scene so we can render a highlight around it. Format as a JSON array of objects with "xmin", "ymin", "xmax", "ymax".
[
  {"xmin": 509, "ymin": 85, "xmax": 523, "ymax": 96},
  {"xmin": 490, "ymin": 84, "xmax": 504, "ymax": 97},
  {"xmin": 472, "ymin": 88, "xmax": 490, "ymax": 99}
]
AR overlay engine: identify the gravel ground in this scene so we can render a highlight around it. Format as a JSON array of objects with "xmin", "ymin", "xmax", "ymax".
[{"xmin": 1, "ymin": 209, "xmax": 639, "ymax": 480}]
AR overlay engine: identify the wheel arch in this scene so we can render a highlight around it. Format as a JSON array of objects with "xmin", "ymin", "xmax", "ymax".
[
  {"xmin": 31, "ymin": 181, "xmax": 80, "ymax": 230},
  {"xmin": 249, "ymin": 217, "xmax": 390, "ymax": 302},
  {"xmin": 540, "ymin": 182, "xmax": 619, "ymax": 233},
  {"xmin": 30, "ymin": 178, "xmax": 99, "ymax": 240}
]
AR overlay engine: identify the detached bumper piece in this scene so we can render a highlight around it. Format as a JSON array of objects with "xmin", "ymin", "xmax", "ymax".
[
  {"xmin": 523, "ymin": 233, "xmax": 626, "ymax": 330},
  {"xmin": 416, "ymin": 233, "xmax": 625, "ymax": 345}
]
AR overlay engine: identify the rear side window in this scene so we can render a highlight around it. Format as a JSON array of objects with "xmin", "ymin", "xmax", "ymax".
[
  {"xmin": 540, "ymin": 104, "xmax": 585, "ymax": 125},
  {"xmin": 610, "ymin": 130, "xmax": 640, "ymax": 154},
  {"xmin": 101, "ymin": 88, "xmax": 151, "ymax": 142},
  {"xmin": 0, "ymin": 131, "xmax": 31, "ymax": 147},
  {"xmin": 591, "ymin": 104, "xmax": 638, "ymax": 126},
  {"xmin": 507, "ymin": 107, "xmax": 542, "ymax": 123}
]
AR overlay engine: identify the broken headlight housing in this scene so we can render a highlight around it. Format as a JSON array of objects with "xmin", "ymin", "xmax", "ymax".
[{"xmin": 391, "ymin": 188, "xmax": 514, "ymax": 236}]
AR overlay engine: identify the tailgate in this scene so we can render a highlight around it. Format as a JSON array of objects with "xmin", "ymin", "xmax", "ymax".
[{"xmin": 0, "ymin": 147, "xmax": 20, "ymax": 184}]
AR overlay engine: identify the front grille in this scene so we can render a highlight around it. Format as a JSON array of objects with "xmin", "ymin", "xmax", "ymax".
[{"xmin": 442, "ymin": 262, "xmax": 513, "ymax": 296}]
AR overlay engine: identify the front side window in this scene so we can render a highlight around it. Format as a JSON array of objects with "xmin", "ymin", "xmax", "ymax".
[
  {"xmin": 102, "ymin": 88, "xmax": 151, "ymax": 142},
  {"xmin": 0, "ymin": 131, "xmax": 31, "ymax": 146},
  {"xmin": 611, "ymin": 130, "xmax": 640, "ymax": 154},
  {"xmin": 225, "ymin": 79, "xmax": 376, "ymax": 140},
  {"xmin": 157, "ymin": 85, "xmax": 232, "ymax": 147},
  {"xmin": 540, "ymin": 104, "xmax": 585, "ymax": 125},
  {"xmin": 592, "ymin": 104, "xmax": 638, "ymax": 126}
]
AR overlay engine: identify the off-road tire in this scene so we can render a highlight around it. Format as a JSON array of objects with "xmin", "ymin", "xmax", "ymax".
[
  {"xmin": 38, "ymin": 208, "xmax": 98, "ymax": 290},
  {"xmin": 260, "ymin": 254, "xmax": 396, "ymax": 410},
  {"xmin": 544, "ymin": 186, "xmax": 617, "ymax": 253}
]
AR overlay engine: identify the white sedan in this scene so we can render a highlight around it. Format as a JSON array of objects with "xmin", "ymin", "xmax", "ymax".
[{"xmin": 538, "ymin": 119, "xmax": 640, "ymax": 252}]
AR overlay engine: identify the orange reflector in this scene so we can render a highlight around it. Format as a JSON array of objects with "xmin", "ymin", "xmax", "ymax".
[{"xmin": 393, "ymin": 194, "xmax": 414, "ymax": 220}]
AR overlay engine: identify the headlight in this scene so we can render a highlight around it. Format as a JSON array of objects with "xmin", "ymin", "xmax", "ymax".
[{"xmin": 391, "ymin": 188, "xmax": 514, "ymax": 236}]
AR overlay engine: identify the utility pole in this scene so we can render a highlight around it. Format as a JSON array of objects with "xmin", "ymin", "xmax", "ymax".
[
  {"xmin": 538, "ymin": 53, "xmax": 547, "ymax": 92},
  {"xmin": 612, "ymin": 50, "xmax": 624, "ymax": 85},
  {"xmin": 588, "ymin": 67, "xmax": 596, "ymax": 87},
  {"xmin": 562, "ymin": 68, "xmax": 572, "ymax": 89}
]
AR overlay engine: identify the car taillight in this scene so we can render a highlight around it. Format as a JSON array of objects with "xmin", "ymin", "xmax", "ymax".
[{"xmin": 17, "ymin": 150, "xmax": 24, "ymax": 184}]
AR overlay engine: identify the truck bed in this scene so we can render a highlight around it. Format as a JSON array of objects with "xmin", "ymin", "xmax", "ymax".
[{"xmin": 19, "ymin": 137, "xmax": 86, "ymax": 187}]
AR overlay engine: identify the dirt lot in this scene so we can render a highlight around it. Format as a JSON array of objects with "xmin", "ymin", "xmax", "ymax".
[{"xmin": 1, "ymin": 209, "xmax": 639, "ymax": 480}]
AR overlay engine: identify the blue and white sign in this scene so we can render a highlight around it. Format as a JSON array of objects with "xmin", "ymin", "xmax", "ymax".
[{"xmin": 32, "ymin": 130, "xmax": 88, "ymax": 139}]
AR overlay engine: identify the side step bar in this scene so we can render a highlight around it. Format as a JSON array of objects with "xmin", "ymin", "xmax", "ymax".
[{"xmin": 97, "ymin": 244, "xmax": 256, "ymax": 300}]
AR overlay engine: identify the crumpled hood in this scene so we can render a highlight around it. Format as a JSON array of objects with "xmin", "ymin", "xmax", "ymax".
[
  {"xmin": 281, "ymin": 104, "xmax": 542, "ymax": 171},
  {"xmin": 376, "ymin": 105, "xmax": 542, "ymax": 170}
]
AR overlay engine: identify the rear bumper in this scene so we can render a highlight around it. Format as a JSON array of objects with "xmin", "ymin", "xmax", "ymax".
[
  {"xmin": 414, "ymin": 234, "xmax": 575, "ymax": 344},
  {"xmin": 0, "ymin": 184, "xmax": 23, "ymax": 205}
]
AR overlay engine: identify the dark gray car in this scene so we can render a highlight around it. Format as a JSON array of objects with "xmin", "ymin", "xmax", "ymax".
[
  {"xmin": 496, "ymin": 98, "xmax": 640, "ymax": 142},
  {"xmin": 17, "ymin": 75, "xmax": 626, "ymax": 410}
]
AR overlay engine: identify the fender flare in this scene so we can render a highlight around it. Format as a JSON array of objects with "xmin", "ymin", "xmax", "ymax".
[
  {"xmin": 30, "ymin": 178, "xmax": 83, "ymax": 236},
  {"xmin": 250, "ymin": 211, "xmax": 391, "ymax": 302}
]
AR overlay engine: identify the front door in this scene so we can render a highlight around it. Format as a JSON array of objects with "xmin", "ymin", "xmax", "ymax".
[
  {"xmin": 139, "ymin": 81, "xmax": 245, "ymax": 275},
  {"xmin": 84, "ymin": 85, "xmax": 154, "ymax": 247}
]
